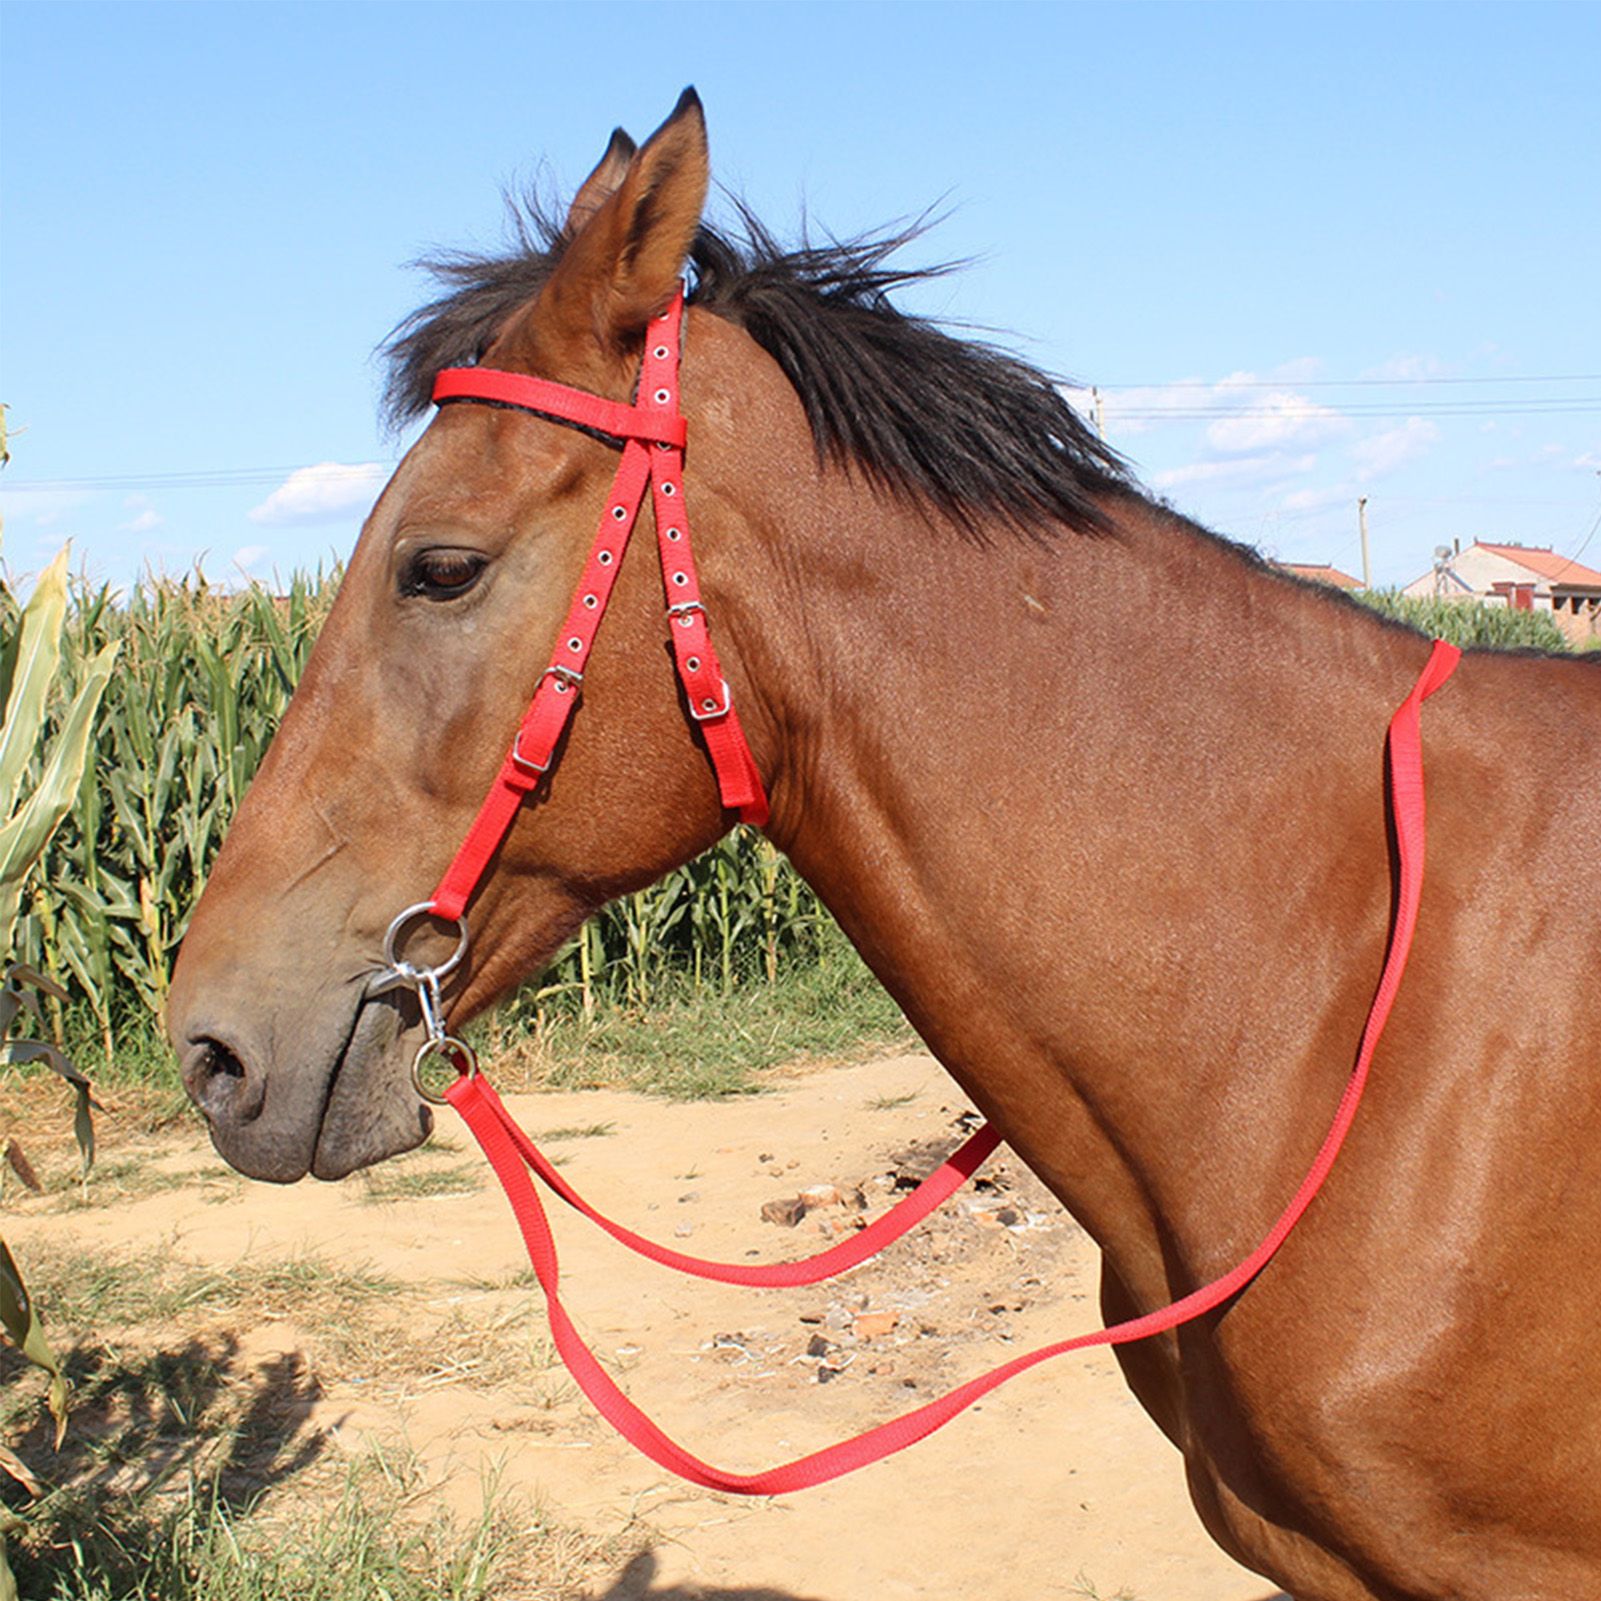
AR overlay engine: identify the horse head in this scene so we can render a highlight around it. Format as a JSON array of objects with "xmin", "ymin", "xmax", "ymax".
[{"xmin": 167, "ymin": 91, "xmax": 796, "ymax": 1181}]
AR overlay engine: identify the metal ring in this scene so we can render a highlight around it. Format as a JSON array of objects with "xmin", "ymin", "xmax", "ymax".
[
  {"xmin": 412, "ymin": 1033, "xmax": 479, "ymax": 1105},
  {"xmin": 383, "ymin": 902, "xmax": 470, "ymax": 982}
]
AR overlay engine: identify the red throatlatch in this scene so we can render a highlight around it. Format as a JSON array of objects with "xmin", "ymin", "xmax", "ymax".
[{"xmin": 426, "ymin": 288, "xmax": 768, "ymax": 924}]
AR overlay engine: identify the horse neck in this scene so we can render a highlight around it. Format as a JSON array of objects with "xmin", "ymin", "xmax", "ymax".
[{"xmin": 732, "ymin": 475, "xmax": 1433, "ymax": 1292}]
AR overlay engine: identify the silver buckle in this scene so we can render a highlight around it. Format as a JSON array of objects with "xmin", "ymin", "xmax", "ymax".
[
  {"xmin": 512, "ymin": 729, "xmax": 553, "ymax": 774},
  {"xmin": 511, "ymin": 666, "xmax": 584, "ymax": 773},
  {"xmin": 688, "ymin": 678, "xmax": 732, "ymax": 722},
  {"xmin": 666, "ymin": 600, "xmax": 705, "ymax": 625}
]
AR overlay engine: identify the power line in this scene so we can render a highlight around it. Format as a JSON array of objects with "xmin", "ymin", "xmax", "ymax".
[
  {"xmin": 1105, "ymin": 402, "xmax": 1601, "ymax": 421},
  {"xmin": 1094, "ymin": 372, "xmax": 1601, "ymax": 391}
]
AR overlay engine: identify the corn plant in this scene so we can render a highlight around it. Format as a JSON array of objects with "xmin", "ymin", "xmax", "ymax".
[
  {"xmin": 0, "ymin": 544, "xmax": 118, "ymax": 1593},
  {"xmin": 18, "ymin": 567, "xmax": 834, "ymax": 1057},
  {"xmin": 1359, "ymin": 589, "xmax": 1569, "ymax": 651}
]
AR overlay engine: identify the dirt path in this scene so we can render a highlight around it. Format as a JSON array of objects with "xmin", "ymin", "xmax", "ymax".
[{"xmin": 11, "ymin": 1053, "xmax": 1287, "ymax": 1600}]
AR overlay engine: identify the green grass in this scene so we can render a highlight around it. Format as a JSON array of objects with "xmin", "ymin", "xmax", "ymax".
[
  {"xmin": 485, "ymin": 922, "xmax": 914, "ymax": 1099},
  {"xmin": 357, "ymin": 1161, "xmax": 484, "ymax": 1205},
  {"xmin": 0, "ymin": 1244, "xmax": 599, "ymax": 1600},
  {"xmin": 11, "ymin": 1417, "xmax": 536, "ymax": 1601},
  {"xmin": 15, "ymin": 1246, "xmax": 399, "ymax": 1332}
]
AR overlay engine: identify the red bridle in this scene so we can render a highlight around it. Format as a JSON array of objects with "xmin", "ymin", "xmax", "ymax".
[
  {"xmin": 380, "ymin": 289, "xmax": 1463, "ymax": 1496},
  {"xmin": 424, "ymin": 286, "xmax": 767, "ymax": 929}
]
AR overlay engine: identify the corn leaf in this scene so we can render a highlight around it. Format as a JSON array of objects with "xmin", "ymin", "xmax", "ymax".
[
  {"xmin": 0, "ymin": 639, "xmax": 119, "ymax": 901},
  {"xmin": 0, "ymin": 1533, "xmax": 19, "ymax": 1601},
  {"xmin": 0, "ymin": 547, "xmax": 71, "ymax": 820},
  {"xmin": 0, "ymin": 1443, "xmax": 41, "ymax": 1498},
  {"xmin": 0, "ymin": 1236, "xmax": 67, "ymax": 1445}
]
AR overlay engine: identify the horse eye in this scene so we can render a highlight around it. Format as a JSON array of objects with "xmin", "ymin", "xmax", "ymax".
[{"xmin": 401, "ymin": 548, "xmax": 487, "ymax": 600}]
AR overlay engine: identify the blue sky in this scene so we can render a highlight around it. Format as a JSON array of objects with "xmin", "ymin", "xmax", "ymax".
[{"xmin": 3, "ymin": 0, "xmax": 1598, "ymax": 591}]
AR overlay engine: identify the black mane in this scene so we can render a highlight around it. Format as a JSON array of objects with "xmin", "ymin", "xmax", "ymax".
[{"xmin": 381, "ymin": 197, "xmax": 1131, "ymax": 539}]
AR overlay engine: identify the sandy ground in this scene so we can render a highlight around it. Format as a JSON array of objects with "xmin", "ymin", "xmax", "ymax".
[{"xmin": 12, "ymin": 1052, "xmax": 1291, "ymax": 1601}]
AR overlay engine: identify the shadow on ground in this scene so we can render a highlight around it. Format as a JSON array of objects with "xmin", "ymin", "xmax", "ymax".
[
  {"xmin": 1, "ymin": 1332, "xmax": 326, "ymax": 1591},
  {"xmin": 587, "ymin": 1549, "xmax": 1294, "ymax": 1601},
  {"xmin": 590, "ymin": 1549, "xmax": 828, "ymax": 1601}
]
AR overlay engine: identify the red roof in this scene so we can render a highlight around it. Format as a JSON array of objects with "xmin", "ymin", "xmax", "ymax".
[
  {"xmin": 1475, "ymin": 542, "xmax": 1601, "ymax": 590},
  {"xmin": 1280, "ymin": 562, "xmax": 1364, "ymax": 591}
]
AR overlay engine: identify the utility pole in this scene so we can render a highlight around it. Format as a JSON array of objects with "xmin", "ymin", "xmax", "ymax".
[
  {"xmin": 1091, "ymin": 387, "xmax": 1105, "ymax": 440},
  {"xmin": 1358, "ymin": 496, "xmax": 1371, "ymax": 590}
]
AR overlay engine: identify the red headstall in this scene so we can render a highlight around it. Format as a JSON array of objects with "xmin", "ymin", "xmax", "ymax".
[{"xmin": 425, "ymin": 287, "xmax": 768, "ymax": 925}]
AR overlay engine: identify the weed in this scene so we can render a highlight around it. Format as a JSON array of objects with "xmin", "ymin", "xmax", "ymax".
[
  {"xmin": 357, "ymin": 1163, "xmax": 484, "ymax": 1205},
  {"xmin": 533, "ymin": 1121, "xmax": 617, "ymax": 1142}
]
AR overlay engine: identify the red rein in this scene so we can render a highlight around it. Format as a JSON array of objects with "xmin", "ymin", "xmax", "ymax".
[{"xmin": 426, "ymin": 288, "xmax": 1463, "ymax": 1492}]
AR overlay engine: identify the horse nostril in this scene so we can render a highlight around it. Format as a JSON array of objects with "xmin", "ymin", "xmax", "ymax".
[{"xmin": 182, "ymin": 1036, "xmax": 264, "ymax": 1126}]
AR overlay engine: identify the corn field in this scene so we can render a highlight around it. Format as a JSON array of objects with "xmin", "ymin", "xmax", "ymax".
[
  {"xmin": 7, "ymin": 571, "xmax": 831, "ymax": 1066},
  {"xmin": 7, "ymin": 569, "xmax": 1572, "ymax": 1067}
]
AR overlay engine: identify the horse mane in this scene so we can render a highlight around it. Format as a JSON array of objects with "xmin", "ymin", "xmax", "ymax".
[{"xmin": 380, "ymin": 195, "xmax": 1132, "ymax": 540}]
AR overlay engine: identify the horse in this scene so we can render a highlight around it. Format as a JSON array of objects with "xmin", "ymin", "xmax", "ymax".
[{"xmin": 167, "ymin": 90, "xmax": 1601, "ymax": 1600}]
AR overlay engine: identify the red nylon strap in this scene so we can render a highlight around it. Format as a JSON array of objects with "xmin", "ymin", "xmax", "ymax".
[
  {"xmin": 427, "ymin": 290, "xmax": 768, "ymax": 922},
  {"xmin": 460, "ymin": 1071, "xmax": 1001, "ymax": 1286},
  {"xmin": 447, "ymin": 640, "xmax": 1462, "ymax": 1493},
  {"xmin": 433, "ymin": 367, "xmax": 687, "ymax": 446}
]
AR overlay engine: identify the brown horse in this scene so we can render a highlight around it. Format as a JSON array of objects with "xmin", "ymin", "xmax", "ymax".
[{"xmin": 167, "ymin": 92, "xmax": 1601, "ymax": 1600}]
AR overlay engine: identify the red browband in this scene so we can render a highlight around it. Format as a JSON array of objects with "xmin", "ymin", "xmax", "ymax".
[{"xmin": 425, "ymin": 288, "xmax": 768, "ymax": 923}]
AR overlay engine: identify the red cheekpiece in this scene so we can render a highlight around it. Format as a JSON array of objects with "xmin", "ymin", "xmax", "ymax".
[{"xmin": 427, "ymin": 290, "xmax": 767, "ymax": 924}]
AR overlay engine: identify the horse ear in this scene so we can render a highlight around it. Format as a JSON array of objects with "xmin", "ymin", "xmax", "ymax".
[
  {"xmin": 532, "ymin": 88, "xmax": 708, "ymax": 371},
  {"xmin": 561, "ymin": 127, "xmax": 637, "ymax": 241}
]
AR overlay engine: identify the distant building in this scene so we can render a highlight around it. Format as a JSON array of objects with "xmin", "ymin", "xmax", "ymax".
[
  {"xmin": 1402, "ymin": 540, "xmax": 1601, "ymax": 647},
  {"xmin": 1278, "ymin": 562, "xmax": 1364, "ymax": 591}
]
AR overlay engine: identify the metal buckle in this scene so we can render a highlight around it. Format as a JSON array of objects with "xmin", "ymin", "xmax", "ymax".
[
  {"xmin": 666, "ymin": 600, "xmax": 705, "ymax": 627},
  {"xmin": 540, "ymin": 664, "xmax": 585, "ymax": 692},
  {"xmin": 511, "ymin": 729, "xmax": 554, "ymax": 774},
  {"xmin": 688, "ymin": 678, "xmax": 732, "ymax": 722}
]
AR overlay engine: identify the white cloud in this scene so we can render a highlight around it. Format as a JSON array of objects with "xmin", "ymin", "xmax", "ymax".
[
  {"xmin": 1361, "ymin": 354, "xmax": 1451, "ymax": 382},
  {"xmin": 0, "ymin": 488, "xmax": 91, "ymax": 527},
  {"xmin": 1266, "ymin": 356, "xmax": 1324, "ymax": 384},
  {"xmin": 1351, "ymin": 418, "xmax": 1439, "ymax": 482},
  {"xmin": 118, "ymin": 508, "xmax": 162, "ymax": 534},
  {"xmin": 1575, "ymin": 450, "xmax": 1601, "ymax": 471},
  {"xmin": 1279, "ymin": 484, "xmax": 1353, "ymax": 514},
  {"xmin": 1206, "ymin": 388, "xmax": 1349, "ymax": 454},
  {"xmin": 1153, "ymin": 452, "xmax": 1317, "ymax": 491},
  {"xmin": 1064, "ymin": 379, "xmax": 1211, "ymax": 440},
  {"xmin": 233, "ymin": 545, "xmax": 269, "ymax": 571},
  {"xmin": 248, "ymin": 461, "xmax": 387, "ymax": 526}
]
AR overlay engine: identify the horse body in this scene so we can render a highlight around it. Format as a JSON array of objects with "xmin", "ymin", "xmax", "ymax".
[
  {"xmin": 756, "ymin": 428, "xmax": 1601, "ymax": 1598},
  {"xmin": 167, "ymin": 93, "xmax": 1601, "ymax": 1599}
]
